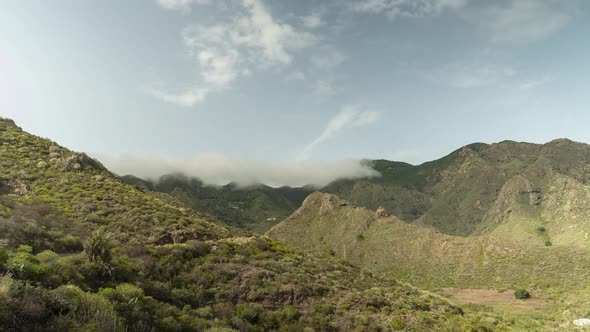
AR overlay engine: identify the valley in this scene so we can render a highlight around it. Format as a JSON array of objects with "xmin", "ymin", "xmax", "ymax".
[{"xmin": 4, "ymin": 115, "xmax": 590, "ymax": 330}]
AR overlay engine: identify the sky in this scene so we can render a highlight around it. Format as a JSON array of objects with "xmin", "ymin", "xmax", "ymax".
[{"xmin": 1, "ymin": 0, "xmax": 590, "ymax": 186}]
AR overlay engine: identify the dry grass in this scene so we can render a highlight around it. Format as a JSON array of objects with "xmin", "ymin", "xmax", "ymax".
[{"xmin": 439, "ymin": 288, "xmax": 551, "ymax": 310}]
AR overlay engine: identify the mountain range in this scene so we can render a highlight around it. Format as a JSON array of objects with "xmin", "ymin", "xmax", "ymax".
[
  {"xmin": 119, "ymin": 136, "xmax": 590, "ymax": 329},
  {"xmin": 6, "ymin": 114, "xmax": 590, "ymax": 330},
  {"xmin": 0, "ymin": 117, "xmax": 498, "ymax": 330}
]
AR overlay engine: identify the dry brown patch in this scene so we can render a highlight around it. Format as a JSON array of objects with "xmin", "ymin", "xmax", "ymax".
[{"xmin": 439, "ymin": 288, "xmax": 550, "ymax": 310}]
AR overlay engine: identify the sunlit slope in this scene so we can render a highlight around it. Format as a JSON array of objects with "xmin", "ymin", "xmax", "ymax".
[{"xmin": 268, "ymin": 192, "xmax": 590, "ymax": 291}]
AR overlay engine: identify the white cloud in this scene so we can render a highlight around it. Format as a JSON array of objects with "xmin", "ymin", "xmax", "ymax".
[
  {"xmin": 465, "ymin": 0, "xmax": 574, "ymax": 43},
  {"xmin": 183, "ymin": 25, "xmax": 240, "ymax": 88},
  {"xmin": 350, "ymin": 0, "xmax": 574, "ymax": 43},
  {"xmin": 519, "ymin": 76, "xmax": 552, "ymax": 90},
  {"xmin": 156, "ymin": 0, "xmax": 316, "ymax": 106},
  {"xmin": 298, "ymin": 104, "xmax": 380, "ymax": 161},
  {"xmin": 156, "ymin": 0, "xmax": 209, "ymax": 12},
  {"xmin": 233, "ymin": 0, "xmax": 316, "ymax": 64},
  {"xmin": 428, "ymin": 63, "xmax": 515, "ymax": 88},
  {"xmin": 149, "ymin": 86, "xmax": 210, "ymax": 107},
  {"xmin": 302, "ymin": 13, "xmax": 323, "ymax": 29},
  {"xmin": 350, "ymin": 0, "xmax": 468, "ymax": 19},
  {"xmin": 100, "ymin": 153, "xmax": 379, "ymax": 188}
]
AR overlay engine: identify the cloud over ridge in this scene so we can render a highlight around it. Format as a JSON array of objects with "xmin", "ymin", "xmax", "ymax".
[{"xmin": 100, "ymin": 153, "xmax": 380, "ymax": 188}]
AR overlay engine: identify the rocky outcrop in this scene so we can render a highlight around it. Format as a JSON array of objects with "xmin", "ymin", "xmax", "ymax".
[{"xmin": 376, "ymin": 207, "xmax": 391, "ymax": 219}]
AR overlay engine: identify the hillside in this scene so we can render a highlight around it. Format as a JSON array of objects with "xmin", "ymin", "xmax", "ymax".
[
  {"xmin": 124, "ymin": 139, "xmax": 590, "ymax": 244},
  {"xmin": 122, "ymin": 174, "xmax": 314, "ymax": 233},
  {"xmin": 267, "ymin": 193, "xmax": 590, "ymax": 288},
  {"xmin": 323, "ymin": 139, "xmax": 590, "ymax": 243},
  {"xmin": 0, "ymin": 116, "xmax": 492, "ymax": 331},
  {"xmin": 268, "ymin": 192, "xmax": 590, "ymax": 329}
]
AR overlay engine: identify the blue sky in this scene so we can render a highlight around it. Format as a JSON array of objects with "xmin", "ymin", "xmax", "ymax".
[{"xmin": 2, "ymin": 0, "xmax": 590, "ymax": 185}]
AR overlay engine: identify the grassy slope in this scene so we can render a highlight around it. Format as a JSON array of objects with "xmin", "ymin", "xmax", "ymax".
[
  {"xmin": 268, "ymin": 192, "xmax": 590, "ymax": 330},
  {"xmin": 0, "ymin": 117, "xmax": 487, "ymax": 331}
]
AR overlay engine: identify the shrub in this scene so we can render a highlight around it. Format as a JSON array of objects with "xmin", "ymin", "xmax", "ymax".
[
  {"xmin": 84, "ymin": 229, "xmax": 113, "ymax": 265},
  {"xmin": 390, "ymin": 317, "xmax": 406, "ymax": 330},
  {"xmin": 514, "ymin": 289, "xmax": 531, "ymax": 300},
  {"xmin": 51, "ymin": 285, "xmax": 123, "ymax": 331}
]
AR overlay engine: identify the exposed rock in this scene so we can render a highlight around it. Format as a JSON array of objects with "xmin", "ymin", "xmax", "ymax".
[
  {"xmin": 376, "ymin": 207, "xmax": 391, "ymax": 219},
  {"xmin": 3, "ymin": 179, "xmax": 31, "ymax": 196},
  {"xmin": 0, "ymin": 117, "xmax": 21, "ymax": 131},
  {"xmin": 319, "ymin": 193, "xmax": 340, "ymax": 216},
  {"xmin": 574, "ymin": 318, "xmax": 590, "ymax": 327},
  {"xmin": 60, "ymin": 153, "xmax": 107, "ymax": 172}
]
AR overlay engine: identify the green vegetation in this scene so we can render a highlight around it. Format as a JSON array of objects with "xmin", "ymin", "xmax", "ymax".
[
  {"xmin": 324, "ymin": 139, "xmax": 590, "ymax": 242},
  {"xmin": 269, "ymin": 192, "xmax": 590, "ymax": 329},
  {"xmin": 514, "ymin": 289, "xmax": 531, "ymax": 300},
  {"xmin": 122, "ymin": 174, "xmax": 313, "ymax": 233},
  {"xmin": 0, "ymin": 117, "xmax": 490, "ymax": 330}
]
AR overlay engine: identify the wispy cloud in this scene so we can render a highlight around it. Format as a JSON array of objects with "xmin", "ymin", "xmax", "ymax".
[
  {"xmin": 350, "ymin": 0, "xmax": 575, "ymax": 44},
  {"xmin": 464, "ymin": 0, "xmax": 574, "ymax": 43},
  {"xmin": 100, "ymin": 153, "xmax": 379, "ymax": 188},
  {"xmin": 427, "ymin": 62, "xmax": 516, "ymax": 88},
  {"xmin": 149, "ymin": 86, "xmax": 210, "ymax": 107},
  {"xmin": 153, "ymin": 0, "xmax": 316, "ymax": 106},
  {"xmin": 350, "ymin": 0, "xmax": 468, "ymax": 19},
  {"xmin": 519, "ymin": 76, "xmax": 552, "ymax": 90},
  {"xmin": 298, "ymin": 104, "xmax": 380, "ymax": 161},
  {"xmin": 156, "ymin": 0, "xmax": 209, "ymax": 12},
  {"xmin": 302, "ymin": 13, "xmax": 323, "ymax": 29}
]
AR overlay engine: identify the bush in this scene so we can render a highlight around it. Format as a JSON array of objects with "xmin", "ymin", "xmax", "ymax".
[
  {"xmin": 390, "ymin": 317, "xmax": 406, "ymax": 330},
  {"xmin": 51, "ymin": 285, "xmax": 123, "ymax": 331},
  {"xmin": 84, "ymin": 229, "xmax": 113, "ymax": 265},
  {"xmin": 514, "ymin": 289, "xmax": 531, "ymax": 300}
]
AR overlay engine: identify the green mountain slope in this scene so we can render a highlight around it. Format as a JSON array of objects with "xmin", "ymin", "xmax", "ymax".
[
  {"xmin": 0, "ymin": 117, "xmax": 488, "ymax": 331},
  {"xmin": 267, "ymin": 192, "xmax": 590, "ymax": 328},
  {"xmin": 122, "ymin": 174, "xmax": 314, "ymax": 233},
  {"xmin": 267, "ymin": 193, "xmax": 590, "ymax": 288},
  {"xmin": 324, "ymin": 139, "xmax": 590, "ymax": 240},
  {"xmin": 121, "ymin": 139, "xmax": 590, "ymax": 242}
]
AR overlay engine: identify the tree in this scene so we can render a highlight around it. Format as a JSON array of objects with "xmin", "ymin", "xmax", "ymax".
[{"xmin": 514, "ymin": 289, "xmax": 531, "ymax": 300}]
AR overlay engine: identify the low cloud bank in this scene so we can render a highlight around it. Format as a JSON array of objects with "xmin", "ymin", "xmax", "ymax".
[{"xmin": 98, "ymin": 153, "xmax": 380, "ymax": 188}]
